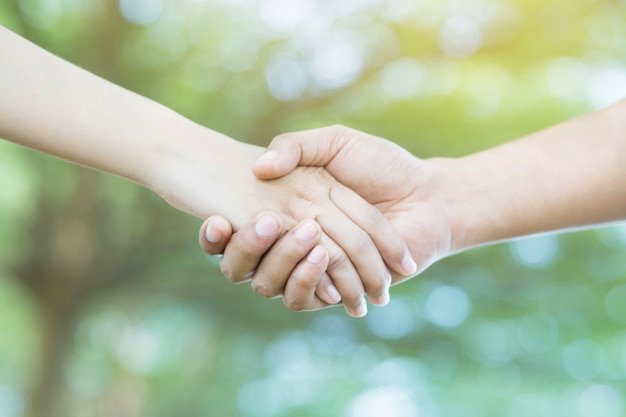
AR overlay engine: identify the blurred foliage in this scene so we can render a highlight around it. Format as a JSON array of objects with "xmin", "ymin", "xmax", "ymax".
[{"xmin": 1, "ymin": 0, "xmax": 626, "ymax": 416}]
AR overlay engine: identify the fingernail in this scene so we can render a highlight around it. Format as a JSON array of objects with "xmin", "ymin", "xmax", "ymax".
[
  {"xmin": 295, "ymin": 221, "xmax": 317, "ymax": 241},
  {"xmin": 205, "ymin": 222, "xmax": 221, "ymax": 243},
  {"xmin": 258, "ymin": 149, "xmax": 277, "ymax": 161},
  {"xmin": 255, "ymin": 215, "xmax": 279, "ymax": 237},
  {"xmin": 326, "ymin": 284, "xmax": 342, "ymax": 304},
  {"xmin": 306, "ymin": 246, "xmax": 325, "ymax": 264},
  {"xmin": 352, "ymin": 298, "xmax": 368, "ymax": 318},
  {"xmin": 402, "ymin": 249, "xmax": 418, "ymax": 276},
  {"xmin": 371, "ymin": 271, "xmax": 391, "ymax": 306},
  {"xmin": 371, "ymin": 288, "xmax": 390, "ymax": 306}
]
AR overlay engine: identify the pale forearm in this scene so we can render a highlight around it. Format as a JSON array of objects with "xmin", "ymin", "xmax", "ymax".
[
  {"xmin": 0, "ymin": 25, "xmax": 233, "ymax": 196},
  {"xmin": 0, "ymin": 25, "xmax": 245, "ymax": 221},
  {"xmin": 438, "ymin": 100, "xmax": 626, "ymax": 251}
]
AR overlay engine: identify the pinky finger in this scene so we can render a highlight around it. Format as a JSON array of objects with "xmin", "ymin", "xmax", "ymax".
[{"xmin": 282, "ymin": 246, "xmax": 333, "ymax": 312}]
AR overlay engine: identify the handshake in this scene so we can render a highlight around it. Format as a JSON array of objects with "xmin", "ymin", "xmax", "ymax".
[
  {"xmin": 197, "ymin": 125, "xmax": 448, "ymax": 318},
  {"xmin": 2, "ymin": 26, "xmax": 623, "ymax": 318},
  {"xmin": 192, "ymin": 100, "xmax": 626, "ymax": 317}
]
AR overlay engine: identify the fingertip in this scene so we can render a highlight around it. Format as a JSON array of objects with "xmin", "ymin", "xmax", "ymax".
[
  {"xmin": 346, "ymin": 298, "xmax": 368, "ymax": 318},
  {"xmin": 203, "ymin": 221, "xmax": 221, "ymax": 243},
  {"xmin": 252, "ymin": 140, "xmax": 302, "ymax": 180},
  {"xmin": 252, "ymin": 149, "xmax": 281, "ymax": 179},
  {"xmin": 314, "ymin": 270, "xmax": 342, "ymax": 305},
  {"xmin": 254, "ymin": 212, "xmax": 282, "ymax": 238},
  {"xmin": 306, "ymin": 245, "xmax": 326, "ymax": 263},
  {"xmin": 369, "ymin": 289, "xmax": 390, "ymax": 307},
  {"xmin": 199, "ymin": 216, "xmax": 233, "ymax": 254},
  {"xmin": 401, "ymin": 249, "xmax": 418, "ymax": 276},
  {"xmin": 325, "ymin": 283, "xmax": 342, "ymax": 304},
  {"xmin": 295, "ymin": 220, "xmax": 322, "ymax": 243}
]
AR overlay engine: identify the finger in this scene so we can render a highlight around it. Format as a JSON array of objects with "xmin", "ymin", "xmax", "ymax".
[
  {"xmin": 320, "ymin": 234, "xmax": 368, "ymax": 318},
  {"xmin": 253, "ymin": 126, "xmax": 348, "ymax": 180},
  {"xmin": 251, "ymin": 220, "xmax": 329, "ymax": 300},
  {"xmin": 315, "ymin": 271, "xmax": 342, "ymax": 305},
  {"xmin": 282, "ymin": 246, "xmax": 334, "ymax": 312},
  {"xmin": 316, "ymin": 204, "xmax": 391, "ymax": 308},
  {"xmin": 330, "ymin": 185, "xmax": 417, "ymax": 277},
  {"xmin": 199, "ymin": 215, "xmax": 233, "ymax": 255},
  {"xmin": 220, "ymin": 212, "xmax": 283, "ymax": 283}
]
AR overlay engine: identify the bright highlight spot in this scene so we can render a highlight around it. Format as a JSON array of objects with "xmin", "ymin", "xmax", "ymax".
[
  {"xmin": 309, "ymin": 40, "xmax": 364, "ymax": 89},
  {"xmin": 259, "ymin": 0, "xmax": 313, "ymax": 31},
  {"xmin": 379, "ymin": 58, "xmax": 426, "ymax": 99},
  {"xmin": 438, "ymin": 15, "xmax": 482, "ymax": 57},
  {"xmin": 265, "ymin": 54, "xmax": 309, "ymax": 101},
  {"xmin": 219, "ymin": 35, "xmax": 259, "ymax": 72},
  {"xmin": 546, "ymin": 57, "xmax": 588, "ymax": 101},
  {"xmin": 366, "ymin": 358, "xmax": 425, "ymax": 387},
  {"xmin": 119, "ymin": 0, "xmax": 163, "ymax": 25},
  {"xmin": 367, "ymin": 298, "xmax": 421, "ymax": 339},
  {"xmin": 594, "ymin": 224, "xmax": 626, "ymax": 249},
  {"xmin": 466, "ymin": 69, "xmax": 504, "ymax": 117},
  {"xmin": 0, "ymin": 385, "xmax": 24, "ymax": 417},
  {"xmin": 588, "ymin": 66, "xmax": 626, "ymax": 109},
  {"xmin": 347, "ymin": 386, "xmax": 419, "ymax": 417},
  {"xmin": 577, "ymin": 384, "xmax": 623, "ymax": 417},
  {"xmin": 238, "ymin": 379, "xmax": 282, "ymax": 417},
  {"xmin": 562, "ymin": 339, "xmax": 605, "ymax": 381},
  {"xmin": 381, "ymin": 0, "xmax": 414, "ymax": 22},
  {"xmin": 426, "ymin": 285, "xmax": 471, "ymax": 328},
  {"xmin": 114, "ymin": 325, "xmax": 161, "ymax": 373},
  {"xmin": 510, "ymin": 234, "xmax": 559, "ymax": 268},
  {"xmin": 470, "ymin": 321, "xmax": 518, "ymax": 362}
]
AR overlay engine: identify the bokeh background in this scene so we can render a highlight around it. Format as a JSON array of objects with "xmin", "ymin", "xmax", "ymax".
[{"xmin": 1, "ymin": 0, "xmax": 626, "ymax": 416}]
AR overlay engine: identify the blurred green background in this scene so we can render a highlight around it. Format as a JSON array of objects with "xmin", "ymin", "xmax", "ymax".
[{"xmin": 1, "ymin": 0, "xmax": 626, "ymax": 416}]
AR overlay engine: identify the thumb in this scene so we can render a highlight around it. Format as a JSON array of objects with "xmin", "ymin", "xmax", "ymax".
[{"xmin": 252, "ymin": 126, "xmax": 348, "ymax": 180}]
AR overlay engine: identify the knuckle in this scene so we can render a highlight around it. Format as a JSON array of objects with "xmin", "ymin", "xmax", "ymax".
[
  {"xmin": 219, "ymin": 261, "xmax": 228, "ymax": 275},
  {"xmin": 251, "ymin": 279, "xmax": 278, "ymax": 299},
  {"xmin": 364, "ymin": 204, "xmax": 384, "ymax": 227},
  {"xmin": 328, "ymin": 124, "xmax": 349, "ymax": 134},
  {"xmin": 312, "ymin": 168, "xmax": 334, "ymax": 188},
  {"xmin": 352, "ymin": 233, "xmax": 372, "ymax": 253},
  {"xmin": 220, "ymin": 263, "xmax": 238, "ymax": 283},
  {"xmin": 327, "ymin": 251, "xmax": 350, "ymax": 272},
  {"xmin": 328, "ymin": 124, "xmax": 357, "ymax": 141},
  {"xmin": 271, "ymin": 132, "xmax": 290, "ymax": 143},
  {"xmin": 341, "ymin": 292, "xmax": 362, "ymax": 308},
  {"xmin": 366, "ymin": 277, "xmax": 388, "ymax": 296},
  {"xmin": 220, "ymin": 263, "xmax": 250, "ymax": 284},
  {"xmin": 295, "ymin": 271, "xmax": 320, "ymax": 289},
  {"xmin": 234, "ymin": 241, "xmax": 261, "ymax": 258},
  {"xmin": 283, "ymin": 294, "xmax": 308, "ymax": 311}
]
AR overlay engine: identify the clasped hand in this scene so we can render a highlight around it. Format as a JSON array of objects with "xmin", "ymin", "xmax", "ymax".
[
  {"xmin": 159, "ymin": 136, "xmax": 418, "ymax": 317},
  {"xmin": 199, "ymin": 126, "xmax": 457, "ymax": 316}
]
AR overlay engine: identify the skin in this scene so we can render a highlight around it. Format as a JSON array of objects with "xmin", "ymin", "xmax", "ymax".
[
  {"xmin": 201, "ymin": 100, "xmax": 626, "ymax": 314},
  {"xmin": 0, "ymin": 25, "xmax": 416, "ymax": 317}
]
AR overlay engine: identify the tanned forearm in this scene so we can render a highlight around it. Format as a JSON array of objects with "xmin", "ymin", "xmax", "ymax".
[{"xmin": 437, "ymin": 100, "xmax": 626, "ymax": 252}]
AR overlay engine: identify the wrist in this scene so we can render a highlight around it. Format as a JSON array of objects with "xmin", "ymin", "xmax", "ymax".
[
  {"xmin": 426, "ymin": 154, "xmax": 507, "ymax": 253},
  {"xmin": 138, "ymin": 105, "xmax": 244, "ymax": 218}
]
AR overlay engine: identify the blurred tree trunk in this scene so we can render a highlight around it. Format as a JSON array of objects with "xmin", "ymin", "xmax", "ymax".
[
  {"xmin": 24, "ymin": 298, "xmax": 79, "ymax": 417},
  {"xmin": 17, "ymin": 168, "xmax": 101, "ymax": 417}
]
